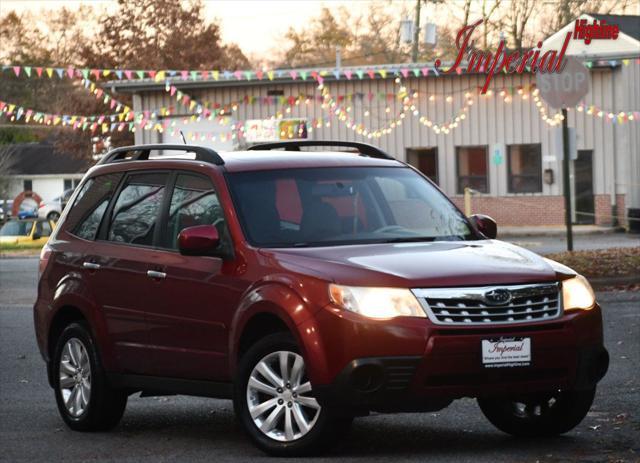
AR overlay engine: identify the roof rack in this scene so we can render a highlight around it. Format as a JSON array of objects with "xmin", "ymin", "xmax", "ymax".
[
  {"xmin": 97, "ymin": 144, "xmax": 225, "ymax": 166},
  {"xmin": 247, "ymin": 140, "xmax": 395, "ymax": 160}
]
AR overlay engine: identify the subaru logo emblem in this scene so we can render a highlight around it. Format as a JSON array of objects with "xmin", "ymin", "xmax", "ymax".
[{"xmin": 484, "ymin": 289, "xmax": 512, "ymax": 305}]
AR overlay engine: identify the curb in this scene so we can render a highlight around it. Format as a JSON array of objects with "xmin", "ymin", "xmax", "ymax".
[
  {"xmin": 590, "ymin": 275, "xmax": 640, "ymax": 290},
  {"xmin": 0, "ymin": 253, "xmax": 40, "ymax": 259},
  {"xmin": 498, "ymin": 227, "xmax": 627, "ymax": 238}
]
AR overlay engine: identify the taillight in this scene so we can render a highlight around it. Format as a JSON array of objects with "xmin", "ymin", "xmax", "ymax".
[{"xmin": 39, "ymin": 244, "xmax": 52, "ymax": 278}]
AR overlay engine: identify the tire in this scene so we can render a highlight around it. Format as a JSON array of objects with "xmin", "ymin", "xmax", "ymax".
[
  {"xmin": 47, "ymin": 211, "xmax": 60, "ymax": 222},
  {"xmin": 52, "ymin": 322, "xmax": 127, "ymax": 431},
  {"xmin": 233, "ymin": 333, "xmax": 352, "ymax": 456},
  {"xmin": 478, "ymin": 388, "xmax": 596, "ymax": 437}
]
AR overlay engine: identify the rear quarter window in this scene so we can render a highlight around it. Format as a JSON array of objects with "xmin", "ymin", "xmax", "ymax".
[{"xmin": 64, "ymin": 172, "xmax": 123, "ymax": 240}]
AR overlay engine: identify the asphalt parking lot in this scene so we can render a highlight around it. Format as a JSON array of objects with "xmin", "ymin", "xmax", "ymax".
[{"xmin": 1, "ymin": 257, "xmax": 638, "ymax": 462}]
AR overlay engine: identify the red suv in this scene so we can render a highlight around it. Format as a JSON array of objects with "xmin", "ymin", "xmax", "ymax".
[{"xmin": 34, "ymin": 141, "xmax": 609, "ymax": 456}]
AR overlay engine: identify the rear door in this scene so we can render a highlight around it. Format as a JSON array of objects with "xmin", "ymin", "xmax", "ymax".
[
  {"xmin": 144, "ymin": 172, "xmax": 241, "ymax": 381},
  {"xmin": 86, "ymin": 171, "xmax": 171, "ymax": 374}
]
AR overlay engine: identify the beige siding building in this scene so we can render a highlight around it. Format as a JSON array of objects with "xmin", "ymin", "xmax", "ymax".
[{"xmin": 111, "ymin": 15, "xmax": 639, "ymax": 228}]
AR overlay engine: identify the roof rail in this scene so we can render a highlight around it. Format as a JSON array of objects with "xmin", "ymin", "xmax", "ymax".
[
  {"xmin": 248, "ymin": 140, "xmax": 394, "ymax": 160},
  {"xmin": 97, "ymin": 144, "xmax": 225, "ymax": 166}
]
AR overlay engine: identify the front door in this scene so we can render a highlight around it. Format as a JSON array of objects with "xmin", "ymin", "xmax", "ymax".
[
  {"xmin": 145, "ymin": 172, "xmax": 242, "ymax": 381},
  {"xmin": 574, "ymin": 150, "xmax": 594, "ymax": 224}
]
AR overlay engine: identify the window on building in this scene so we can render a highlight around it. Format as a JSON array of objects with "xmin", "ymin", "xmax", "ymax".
[
  {"xmin": 407, "ymin": 148, "xmax": 438, "ymax": 184},
  {"xmin": 456, "ymin": 146, "xmax": 488, "ymax": 194},
  {"xmin": 64, "ymin": 179, "xmax": 72, "ymax": 191},
  {"xmin": 508, "ymin": 144, "xmax": 542, "ymax": 193},
  {"xmin": 23, "ymin": 180, "xmax": 32, "ymax": 192}
]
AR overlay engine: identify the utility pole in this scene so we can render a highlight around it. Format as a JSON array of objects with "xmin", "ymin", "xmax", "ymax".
[
  {"xmin": 411, "ymin": 0, "xmax": 422, "ymax": 62},
  {"xmin": 561, "ymin": 108, "xmax": 574, "ymax": 251}
]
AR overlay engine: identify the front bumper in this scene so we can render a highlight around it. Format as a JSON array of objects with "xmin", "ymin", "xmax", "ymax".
[{"xmin": 305, "ymin": 304, "xmax": 608, "ymax": 413}]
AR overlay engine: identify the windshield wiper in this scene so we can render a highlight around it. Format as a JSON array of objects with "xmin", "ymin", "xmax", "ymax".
[{"xmin": 380, "ymin": 236, "xmax": 438, "ymax": 243}]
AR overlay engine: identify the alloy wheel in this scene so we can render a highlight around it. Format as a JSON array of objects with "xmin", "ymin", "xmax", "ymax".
[
  {"xmin": 246, "ymin": 351, "xmax": 321, "ymax": 442},
  {"xmin": 59, "ymin": 338, "xmax": 91, "ymax": 417}
]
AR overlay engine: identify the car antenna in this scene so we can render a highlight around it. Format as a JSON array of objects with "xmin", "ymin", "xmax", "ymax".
[{"xmin": 179, "ymin": 130, "xmax": 187, "ymax": 144}]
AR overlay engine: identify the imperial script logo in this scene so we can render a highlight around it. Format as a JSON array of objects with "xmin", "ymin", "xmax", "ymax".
[{"xmin": 484, "ymin": 289, "xmax": 512, "ymax": 305}]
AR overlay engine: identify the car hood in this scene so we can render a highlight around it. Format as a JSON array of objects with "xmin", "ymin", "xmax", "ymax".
[{"xmin": 266, "ymin": 239, "xmax": 567, "ymax": 288}]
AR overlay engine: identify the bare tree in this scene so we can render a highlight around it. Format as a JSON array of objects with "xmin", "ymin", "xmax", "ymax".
[
  {"xmin": 539, "ymin": 0, "xmax": 635, "ymax": 37},
  {"xmin": 481, "ymin": 0, "xmax": 502, "ymax": 49},
  {"xmin": 504, "ymin": 0, "xmax": 538, "ymax": 50}
]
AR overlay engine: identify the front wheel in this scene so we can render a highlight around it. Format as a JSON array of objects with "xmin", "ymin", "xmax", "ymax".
[
  {"xmin": 478, "ymin": 388, "xmax": 596, "ymax": 437},
  {"xmin": 233, "ymin": 333, "xmax": 351, "ymax": 456}
]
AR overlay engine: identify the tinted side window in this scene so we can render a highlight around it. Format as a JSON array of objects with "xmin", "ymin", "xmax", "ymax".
[
  {"xmin": 37, "ymin": 221, "xmax": 52, "ymax": 237},
  {"xmin": 108, "ymin": 173, "xmax": 168, "ymax": 245},
  {"xmin": 66, "ymin": 173, "xmax": 122, "ymax": 240},
  {"xmin": 165, "ymin": 174, "xmax": 228, "ymax": 250}
]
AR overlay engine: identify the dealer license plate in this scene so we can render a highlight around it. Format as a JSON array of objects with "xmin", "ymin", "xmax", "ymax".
[{"xmin": 482, "ymin": 337, "xmax": 531, "ymax": 368}]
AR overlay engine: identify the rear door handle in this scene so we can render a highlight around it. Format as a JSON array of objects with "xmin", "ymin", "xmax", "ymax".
[
  {"xmin": 147, "ymin": 270, "xmax": 166, "ymax": 279},
  {"xmin": 82, "ymin": 262, "xmax": 101, "ymax": 270}
]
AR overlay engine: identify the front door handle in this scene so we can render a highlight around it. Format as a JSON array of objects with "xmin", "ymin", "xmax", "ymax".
[
  {"xmin": 83, "ymin": 262, "xmax": 101, "ymax": 270},
  {"xmin": 147, "ymin": 270, "xmax": 166, "ymax": 279}
]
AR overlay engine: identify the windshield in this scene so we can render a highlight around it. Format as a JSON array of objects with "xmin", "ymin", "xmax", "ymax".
[
  {"xmin": 0, "ymin": 221, "xmax": 31, "ymax": 236},
  {"xmin": 227, "ymin": 166, "xmax": 473, "ymax": 247}
]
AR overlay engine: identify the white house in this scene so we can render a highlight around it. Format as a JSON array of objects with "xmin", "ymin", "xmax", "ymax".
[{"xmin": 3, "ymin": 142, "xmax": 90, "ymax": 208}]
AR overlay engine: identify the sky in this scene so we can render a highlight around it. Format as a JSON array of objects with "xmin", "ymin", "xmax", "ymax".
[{"xmin": 0, "ymin": 0, "xmax": 411, "ymax": 57}]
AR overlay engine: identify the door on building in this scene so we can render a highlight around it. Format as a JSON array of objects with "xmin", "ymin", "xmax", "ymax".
[
  {"xmin": 574, "ymin": 150, "xmax": 594, "ymax": 224},
  {"xmin": 407, "ymin": 148, "xmax": 438, "ymax": 185}
]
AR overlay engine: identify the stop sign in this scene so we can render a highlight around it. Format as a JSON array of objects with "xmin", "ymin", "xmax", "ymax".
[{"xmin": 536, "ymin": 56, "xmax": 590, "ymax": 109}]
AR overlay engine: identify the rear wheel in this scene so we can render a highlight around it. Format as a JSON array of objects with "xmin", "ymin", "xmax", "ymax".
[
  {"xmin": 53, "ymin": 322, "xmax": 127, "ymax": 431},
  {"xmin": 47, "ymin": 211, "xmax": 60, "ymax": 222},
  {"xmin": 478, "ymin": 388, "xmax": 596, "ymax": 437},
  {"xmin": 233, "ymin": 333, "xmax": 351, "ymax": 456}
]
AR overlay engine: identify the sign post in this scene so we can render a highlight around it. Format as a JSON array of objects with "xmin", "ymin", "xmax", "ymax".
[{"xmin": 537, "ymin": 57, "xmax": 591, "ymax": 251}]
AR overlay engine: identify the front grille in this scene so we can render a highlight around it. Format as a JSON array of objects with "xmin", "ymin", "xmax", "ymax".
[{"xmin": 412, "ymin": 283, "xmax": 561, "ymax": 326}]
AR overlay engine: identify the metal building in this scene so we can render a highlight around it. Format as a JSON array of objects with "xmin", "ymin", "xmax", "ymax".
[{"xmin": 110, "ymin": 15, "xmax": 639, "ymax": 228}]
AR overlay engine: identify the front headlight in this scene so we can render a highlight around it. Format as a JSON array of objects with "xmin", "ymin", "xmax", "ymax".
[
  {"xmin": 329, "ymin": 284, "xmax": 426, "ymax": 319},
  {"xmin": 562, "ymin": 275, "xmax": 596, "ymax": 310}
]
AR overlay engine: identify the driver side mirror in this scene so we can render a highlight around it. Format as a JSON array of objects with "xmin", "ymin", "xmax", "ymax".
[
  {"xmin": 178, "ymin": 225, "xmax": 221, "ymax": 257},
  {"xmin": 469, "ymin": 214, "xmax": 497, "ymax": 239},
  {"xmin": 32, "ymin": 233, "xmax": 41, "ymax": 240}
]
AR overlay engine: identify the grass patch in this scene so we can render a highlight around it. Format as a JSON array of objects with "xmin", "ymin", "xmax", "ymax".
[
  {"xmin": 0, "ymin": 242, "xmax": 44, "ymax": 256},
  {"xmin": 545, "ymin": 247, "xmax": 640, "ymax": 279}
]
